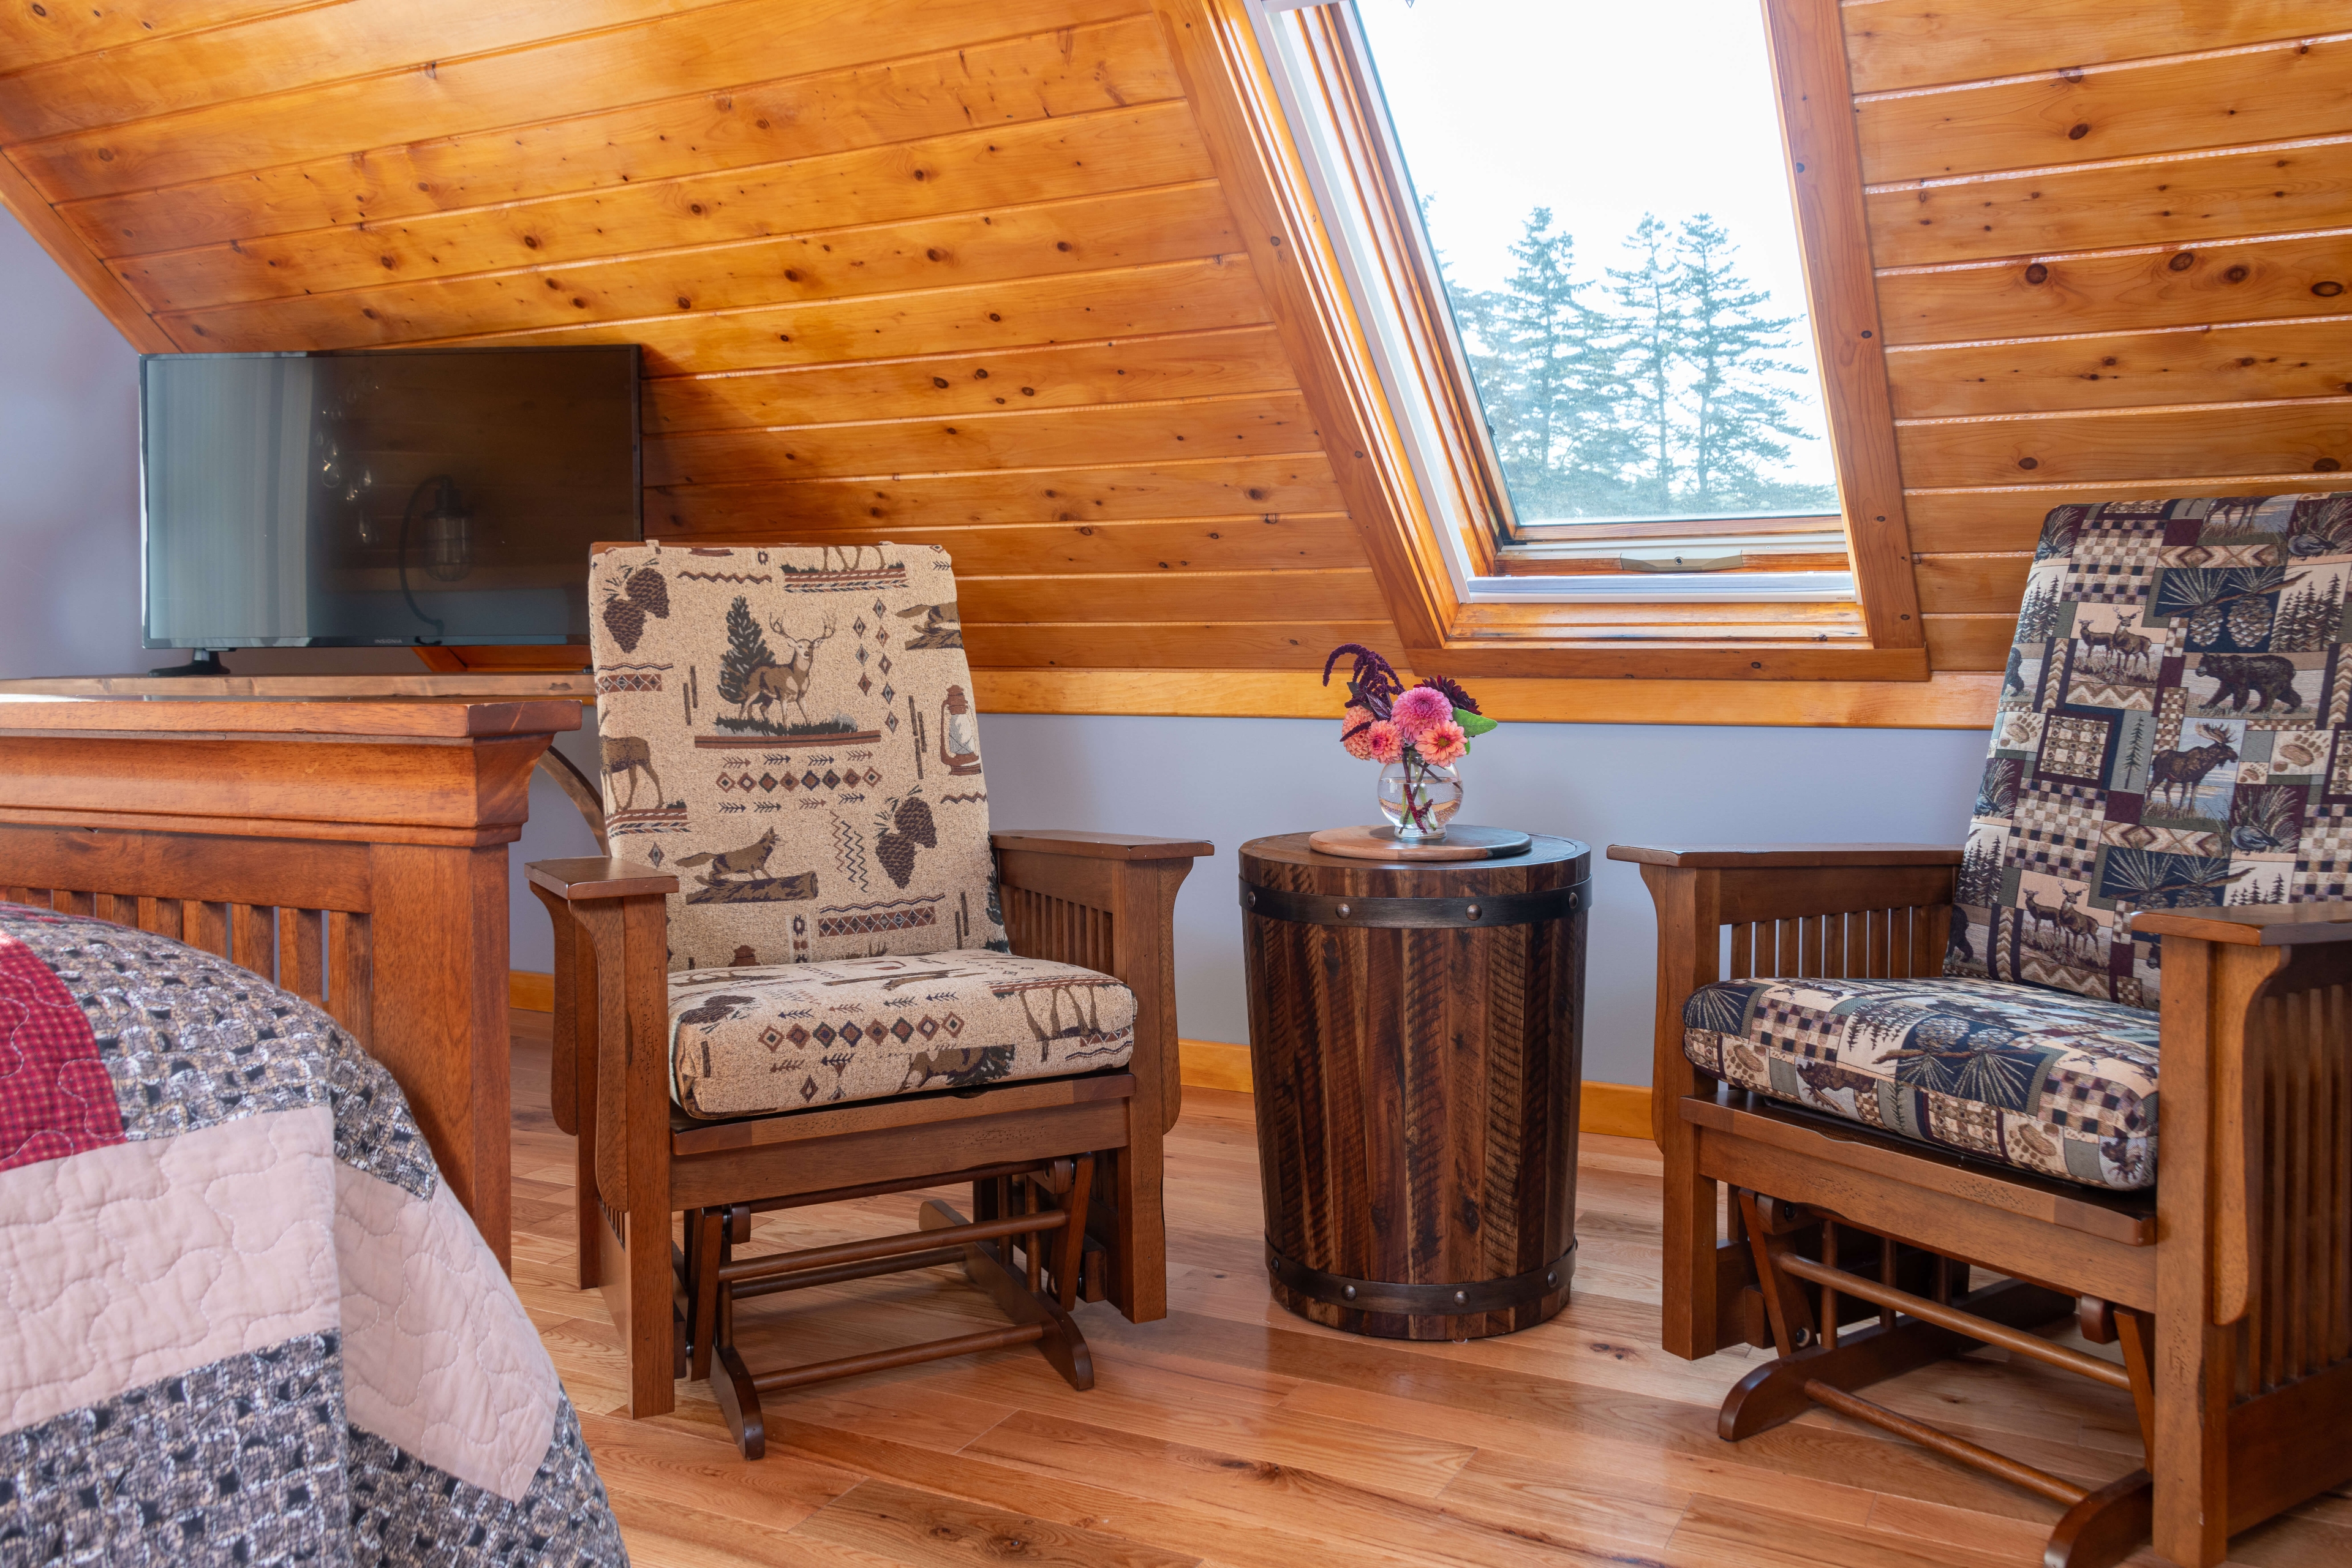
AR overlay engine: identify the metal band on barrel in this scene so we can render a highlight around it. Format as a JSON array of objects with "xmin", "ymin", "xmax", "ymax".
[
  {"xmin": 1264, "ymin": 1241, "xmax": 1576, "ymax": 1317},
  {"xmin": 1238, "ymin": 878, "xmax": 1585, "ymax": 928}
]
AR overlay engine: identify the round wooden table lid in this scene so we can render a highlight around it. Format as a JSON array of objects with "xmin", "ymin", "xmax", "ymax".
[
  {"xmin": 1243, "ymin": 830, "xmax": 1589, "ymax": 879},
  {"xmin": 1306, "ymin": 824, "xmax": 1532, "ymax": 862}
]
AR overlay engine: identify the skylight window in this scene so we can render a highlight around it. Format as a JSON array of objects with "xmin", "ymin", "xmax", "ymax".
[{"xmin": 1354, "ymin": 0, "xmax": 1839, "ymax": 532}]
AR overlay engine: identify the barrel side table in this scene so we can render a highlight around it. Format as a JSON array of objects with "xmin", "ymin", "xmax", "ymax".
[{"xmin": 1239, "ymin": 831, "xmax": 1589, "ymax": 1340}]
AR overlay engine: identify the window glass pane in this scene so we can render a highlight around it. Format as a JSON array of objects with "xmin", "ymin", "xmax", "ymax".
[{"xmin": 1355, "ymin": 0, "xmax": 1838, "ymax": 527}]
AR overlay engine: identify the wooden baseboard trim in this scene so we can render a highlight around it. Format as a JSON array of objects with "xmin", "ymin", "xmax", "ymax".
[
  {"xmin": 1178, "ymin": 1038, "xmax": 1255, "ymax": 1093},
  {"xmin": 1178, "ymin": 1035, "xmax": 1653, "ymax": 1140},
  {"xmin": 509, "ymin": 979, "xmax": 1657, "ymax": 1140},
  {"xmin": 512, "ymin": 970, "xmax": 554, "ymax": 1012},
  {"xmin": 1578, "ymin": 1080, "xmax": 1656, "ymax": 1141}
]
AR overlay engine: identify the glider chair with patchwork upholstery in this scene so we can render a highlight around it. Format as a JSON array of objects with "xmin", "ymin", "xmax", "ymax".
[
  {"xmin": 1610, "ymin": 492, "xmax": 2352, "ymax": 1567},
  {"xmin": 528, "ymin": 542, "xmax": 1208, "ymax": 1458}
]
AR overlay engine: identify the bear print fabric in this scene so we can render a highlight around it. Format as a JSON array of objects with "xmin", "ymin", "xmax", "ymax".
[
  {"xmin": 588, "ymin": 543, "xmax": 1008, "ymax": 973},
  {"xmin": 666, "ymin": 951, "xmax": 1137, "ymax": 1119},
  {"xmin": 1681, "ymin": 975, "xmax": 2160, "ymax": 1190},
  {"xmin": 1947, "ymin": 492, "xmax": 2352, "ymax": 1011}
]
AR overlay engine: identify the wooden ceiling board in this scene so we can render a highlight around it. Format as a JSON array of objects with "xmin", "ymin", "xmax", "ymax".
[
  {"xmin": 641, "ymin": 326, "xmax": 1298, "ymax": 434},
  {"xmin": 475, "ymin": 255, "xmax": 1273, "ymax": 377},
  {"xmin": 1895, "ymin": 398, "xmax": 2352, "ymax": 490},
  {"xmin": 1866, "ymin": 135, "xmax": 2352, "ymax": 270},
  {"xmin": 641, "ymin": 392, "xmax": 1325, "ymax": 486},
  {"xmin": 646, "ymin": 456, "xmax": 1347, "ymax": 533},
  {"xmin": 649, "ymin": 514, "xmax": 1363, "ymax": 577},
  {"xmin": 958, "ymin": 567, "xmax": 1386, "ymax": 624},
  {"xmin": 1855, "ymin": 32, "xmax": 2352, "ymax": 185},
  {"xmin": 1884, "ymin": 318, "xmax": 2352, "ymax": 420},
  {"xmin": 157, "ymin": 183, "xmax": 1246, "ymax": 350},
  {"xmin": 1841, "ymin": 0, "xmax": 2348, "ymax": 95},
  {"xmin": 1874, "ymin": 230, "xmax": 2352, "ymax": 349},
  {"xmin": 57, "ymin": 13, "xmax": 1179, "ymax": 258},
  {"xmin": 1911, "ymin": 553, "xmax": 2033, "ymax": 616},
  {"xmin": 1905, "ymin": 473, "xmax": 2352, "ymax": 555}
]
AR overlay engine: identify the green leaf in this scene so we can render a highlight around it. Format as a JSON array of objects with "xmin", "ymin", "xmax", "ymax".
[{"xmin": 1457, "ymin": 712, "xmax": 1499, "ymax": 737}]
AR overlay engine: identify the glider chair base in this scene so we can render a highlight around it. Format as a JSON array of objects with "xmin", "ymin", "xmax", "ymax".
[
  {"xmin": 1725, "ymin": 1184, "xmax": 2154, "ymax": 1568},
  {"xmin": 698, "ymin": 1158, "xmax": 1098, "ymax": 1459},
  {"xmin": 1611, "ymin": 842, "xmax": 2352, "ymax": 1567}
]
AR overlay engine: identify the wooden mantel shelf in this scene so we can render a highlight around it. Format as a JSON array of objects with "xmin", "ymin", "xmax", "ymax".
[
  {"xmin": 0, "ymin": 673, "xmax": 597, "ymax": 702},
  {"xmin": 0, "ymin": 694, "xmax": 586, "ymax": 737}
]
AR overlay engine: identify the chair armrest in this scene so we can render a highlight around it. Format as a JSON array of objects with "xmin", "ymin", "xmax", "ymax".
[
  {"xmin": 1607, "ymin": 843, "xmax": 1962, "ymax": 869},
  {"xmin": 992, "ymin": 831, "xmax": 1209, "ymax": 1135},
  {"xmin": 527, "ymin": 856, "xmax": 678, "ymax": 900},
  {"xmin": 990, "ymin": 829, "xmax": 1215, "ymax": 861},
  {"xmin": 2132, "ymin": 903, "xmax": 2352, "ymax": 946}
]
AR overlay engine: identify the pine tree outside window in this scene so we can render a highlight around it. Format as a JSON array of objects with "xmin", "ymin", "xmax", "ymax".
[{"xmin": 1247, "ymin": 0, "xmax": 1913, "ymax": 616}]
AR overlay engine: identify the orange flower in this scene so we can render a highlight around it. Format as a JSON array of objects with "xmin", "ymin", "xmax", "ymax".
[
  {"xmin": 1416, "ymin": 720, "xmax": 1468, "ymax": 766},
  {"xmin": 1340, "ymin": 704, "xmax": 1378, "ymax": 759},
  {"xmin": 1366, "ymin": 720, "xmax": 1405, "ymax": 765}
]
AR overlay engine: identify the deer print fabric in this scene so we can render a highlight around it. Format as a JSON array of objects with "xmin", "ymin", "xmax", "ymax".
[
  {"xmin": 1948, "ymin": 491, "xmax": 2352, "ymax": 1008},
  {"xmin": 587, "ymin": 545, "xmax": 1136, "ymax": 1119},
  {"xmin": 1678, "ymin": 492, "xmax": 2352, "ymax": 1191},
  {"xmin": 589, "ymin": 542, "xmax": 1009, "ymax": 971}
]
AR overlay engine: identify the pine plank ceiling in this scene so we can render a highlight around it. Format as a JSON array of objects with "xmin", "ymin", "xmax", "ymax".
[
  {"xmin": 3, "ymin": 0, "xmax": 2348, "ymax": 692},
  {"xmin": 0, "ymin": 0, "xmax": 1393, "ymax": 674}
]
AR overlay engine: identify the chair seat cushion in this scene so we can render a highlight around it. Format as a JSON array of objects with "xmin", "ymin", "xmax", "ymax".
[
  {"xmin": 667, "ymin": 951, "xmax": 1137, "ymax": 1118},
  {"xmin": 1682, "ymin": 976, "xmax": 2159, "ymax": 1190}
]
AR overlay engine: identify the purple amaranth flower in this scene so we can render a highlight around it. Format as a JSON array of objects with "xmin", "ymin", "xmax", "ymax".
[{"xmin": 1321, "ymin": 642, "xmax": 1403, "ymax": 720}]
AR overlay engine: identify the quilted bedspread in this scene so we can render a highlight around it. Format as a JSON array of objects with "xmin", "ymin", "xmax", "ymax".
[{"xmin": 0, "ymin": 905, "xmax": 627, "ymax": 1566}]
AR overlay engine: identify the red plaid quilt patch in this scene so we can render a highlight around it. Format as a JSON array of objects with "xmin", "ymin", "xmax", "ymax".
[{"xmin": 0, "ymin": 926, "xmax": 125, "ymax": 1171}]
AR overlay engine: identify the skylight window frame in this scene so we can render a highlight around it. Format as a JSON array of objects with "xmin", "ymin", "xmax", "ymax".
[{"xmin": 1234, "ymin": 0, "xmax": 1927, "ymax": 646}]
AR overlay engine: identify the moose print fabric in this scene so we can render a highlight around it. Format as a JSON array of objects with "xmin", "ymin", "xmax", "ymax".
[
  {"xmin": 1947, "ymin": 492, "xmax": 2352, "ymax": 1011},
  {"xmin": 589, "ymin": 542, "xmax": 1009, "ymax": 973}
]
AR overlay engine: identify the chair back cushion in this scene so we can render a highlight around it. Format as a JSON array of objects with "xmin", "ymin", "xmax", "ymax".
[
  {"xmin": 587, "ymin": 542, "xmax": 1006, "ymax": 971},
  {"xmin": 1947, "ymin": 492, "xmax": 2352, "ymax": 1008}
]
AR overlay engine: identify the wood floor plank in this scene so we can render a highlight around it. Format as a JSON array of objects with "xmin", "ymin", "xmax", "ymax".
[{"xmin": 793, "ymin": 1477, "xmax": 1205, "ymax": 1567}]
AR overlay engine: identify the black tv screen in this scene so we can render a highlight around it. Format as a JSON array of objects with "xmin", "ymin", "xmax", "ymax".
[{"xmin": 141, "ymin": 345, "xmax": 641, "ymax": 648}]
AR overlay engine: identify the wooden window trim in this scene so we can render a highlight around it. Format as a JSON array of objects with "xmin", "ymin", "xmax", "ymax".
[{"xmin": 1156, "ymin": 0, "xmax": 1927, "ymax": 680}]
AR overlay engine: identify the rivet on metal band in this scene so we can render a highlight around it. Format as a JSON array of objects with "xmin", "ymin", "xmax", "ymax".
[
  {"xmin": 1239, "ymin": 878, "xmax": 1586, "ymax": 929},
  {"xmin": 1265, "ymin": 1241, "xmax": 1576, "ymax": 1317}
]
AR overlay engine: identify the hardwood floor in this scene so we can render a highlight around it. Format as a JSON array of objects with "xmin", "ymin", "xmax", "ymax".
[{"xmin": 510, "ymin": 1015, "xmax": 2350, "ymax": 1566}]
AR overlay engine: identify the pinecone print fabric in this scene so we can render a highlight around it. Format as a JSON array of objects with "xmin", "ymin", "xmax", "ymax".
[
  {"xmin": 587, "ymin": 543, "xmax": 1009, "ymax": 979},
  {"xmin": 1946, "ymin": 491, "xmax": 2352, "ymax": 1011}
]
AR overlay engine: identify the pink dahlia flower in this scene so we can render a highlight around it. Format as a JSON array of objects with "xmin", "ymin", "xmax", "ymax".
[
  {"xmin": 1365, "ymin": 720, "xmax": 1405, "ymax": 765},
  {"xmin": 1340, "ymin": 704, "xmax": 1378, "ymax": 760},
  {"xmin": 1390, "ymin": 684, "xmax": 1452, "ymax": 741},
  {"xmin": 1416, "ymin": 719, "xmax": 1468, "ymax": 767}
]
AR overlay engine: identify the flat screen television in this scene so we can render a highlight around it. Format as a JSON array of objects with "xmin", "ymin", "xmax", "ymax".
[{"xmin": 141, "ymin": 345, "xmax": 641, "ymax": 655}]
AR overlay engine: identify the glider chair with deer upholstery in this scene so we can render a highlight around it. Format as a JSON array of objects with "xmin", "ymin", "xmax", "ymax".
[
  {"xmin": 529, "ymin": 542, "xmax": 1208, "ymax": 1458},
  {"xmin": 1610, "ymin": 491, "xmax": 2352, "ymax": 1567}
]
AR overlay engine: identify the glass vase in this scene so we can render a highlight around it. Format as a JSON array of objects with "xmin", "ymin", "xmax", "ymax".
[{"xmin": 1376, "ymin": 753, "xmax": 1462, "ymax": 840}]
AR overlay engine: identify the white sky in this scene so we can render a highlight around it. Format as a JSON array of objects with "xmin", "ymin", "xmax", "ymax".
[{"xmin": 1354, "ymin": 0, "xmax": 1834, "ymax": 484}]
